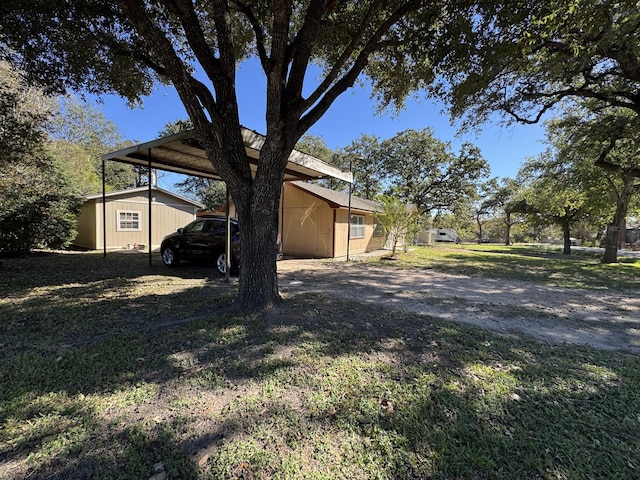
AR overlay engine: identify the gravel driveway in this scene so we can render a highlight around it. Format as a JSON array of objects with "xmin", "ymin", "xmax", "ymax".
[{"xmin": 277, "ymin": 258, "xmax": 640, "ymax": 352}]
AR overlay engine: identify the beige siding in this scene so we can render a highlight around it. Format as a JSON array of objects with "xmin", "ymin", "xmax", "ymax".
[
  {"xmin": 281, "ymin": 183, "xmax": 334, "ymax": 258},
  {"xmin": 279, "ymin": 183, "xmax": 383, "ymax": 258},
  {"xmin": 366, "ymin": 228, "xmax": 387, "ymax": 252},
  {"xmin": 75, "ymin": 190, "xmax": 199, "ymax": 251},
  {"xmin": 333, "ymin": 209, "xmax": 348, "ymax": 257},
  {"xmin": 333, "ymin": 210, "xmax": 382, "ymax": 257},
  {"xmin": 149, "ymin": 191, "xmax": 199, "ymax": 249},
  {"xmin": 218, "ymin": 183, "xmax": 385, "ymax": 259},
  {"xmin": 74, "ymin": 201, "xmax": 98, "ymax": 249}
]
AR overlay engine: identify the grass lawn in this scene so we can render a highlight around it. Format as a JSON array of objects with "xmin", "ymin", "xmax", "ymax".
[
  {"xmin": 0, "ymin": 247, "xmax": 639, "ymax": 479},
  {"xmin": 368, "ymin": 243, "xmax": 640, "ymax": 291}
]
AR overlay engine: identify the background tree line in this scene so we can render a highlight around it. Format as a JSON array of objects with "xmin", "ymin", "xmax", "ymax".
[{"xmin": 0, "ymin": 61, "xmax": 141, "ymax": 254}]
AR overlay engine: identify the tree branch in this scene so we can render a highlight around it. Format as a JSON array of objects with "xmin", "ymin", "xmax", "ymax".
[
  {"xmin": 298, "ymin": 0, "xmax": 383, "ymax": 112},
  {"xmin": 117, "ymin": 0, "xmax": 250, "ymax": 188},
  {"xmin": 233, "ymin": 0, "xmax": 270, "ymax": 70},
  {"xmin": 296, "ymin": 1, "xmax": 423, "ymax": 135},
  {"xmin": 117, "ymin": 0, "xmax": 210, "ymax": 125},
  {"xmin": 160, "ymin": 0, "xmax": 225, "ymax": 87},
  {"xmin": 209, "ymin": 0, "xmax": 238, "ymax": 80},
  {"xmin": 286, "ymin": 0, "xmax": 346, "ymax": 102},
  {"xmin": 595, "ymin": 146, "xmax": 640, "ymax": 178}
]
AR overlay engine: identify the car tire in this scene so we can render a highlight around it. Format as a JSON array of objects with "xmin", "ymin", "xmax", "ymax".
[
  {"xmin": 215, "ymin": 251, "xmax": 227, "ymax": 276},
  {"xmin": 161, "ymin": 245, "xmax": 180, "ymax": 266}
]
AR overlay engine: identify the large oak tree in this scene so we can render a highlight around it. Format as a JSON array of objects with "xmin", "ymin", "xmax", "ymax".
[
  {"xmin": 443, "ymin": 0, "xmax": 640, "ymax": 124},
  {"xmin": 439, "ymin": 0, "xmax": 640, "ymax": 261},
  {"xmin": 1, "ymin": 0, "xmax": 499, "ymax": 309},
  {"xmin": 380, "ymin": 129, "xmax": 489, "ymax": 215},
  {"xmin": 549, "ymin": 106, "xmax": 640, "ymax": 262}
]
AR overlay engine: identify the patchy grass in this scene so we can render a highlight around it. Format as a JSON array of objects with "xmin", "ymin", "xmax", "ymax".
[
  {"xmin": 0, "ymin": 250, "xmax": 639, "ymax": 479},
  {"xmin": 369, "ymin": 244, "xmax": 640, "ymax": 292}
]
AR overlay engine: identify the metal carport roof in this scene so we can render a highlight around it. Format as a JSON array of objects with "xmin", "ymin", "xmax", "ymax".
[
  {"xmin": 99, "ymin": 126, "xmax": 353, "ymax": 273},
  {"xmin": 101, "ymin": 127, "xmax": 353, "ymax": 183}
]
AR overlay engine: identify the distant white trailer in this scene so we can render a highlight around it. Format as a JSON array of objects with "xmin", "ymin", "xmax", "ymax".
[{"xmin": 430, "ymin": 228, "xmax": 460, "ymax": 243}]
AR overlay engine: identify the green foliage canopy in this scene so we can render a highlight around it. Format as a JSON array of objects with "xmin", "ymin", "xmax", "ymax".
[
  {"xmin": 440, "ymin": 0, "xmax": 640, "ymax": 126},
  {"xmin": 543, "ymin": 105, "xmax": 640, "ymax": 260},
  {"xmin": 52, "ymin": 96, "xmax": 137, "ymax": 192},
  {"xmin": 0, "ymin": 62, "xmax": 82, "ymax": 254},
  {"xmin": 379, "ymin": 129, "xmax": 489, "ymax": 215}
]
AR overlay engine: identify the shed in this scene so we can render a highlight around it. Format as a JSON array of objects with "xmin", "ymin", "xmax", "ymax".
[
  {"xmin": 626, "ymin": 224, "xmax": 640, "ymax": 246},
  {"xmin": 282, "ymin": 181, "xmax": 385, "ymax": 258},
  {"xmin": 74, "ymin": 186, "xmax": 203, "ymax": 251},
  {"xmin": 201, "ymin": 181, "xmax": 386, "ymax": 258}
]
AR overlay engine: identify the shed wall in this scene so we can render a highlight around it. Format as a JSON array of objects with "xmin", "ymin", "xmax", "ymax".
[
  {"xmin": 73, "ymin": 201, "xmax": 98, "ymax": 249},
  {"xmin": 333, "ymin": 209, "xmax": 384, "ymax": 258},
  {"xmin": 280, "ymin": 183, "xmax": 384, "ymax": 258},
  {"xmin": 281, "ymin": 184, "xmax": 334, "ymax": 257},
  {"xmin": 75, "ymin": 190, "xmax": 199, "ymax": 251}
]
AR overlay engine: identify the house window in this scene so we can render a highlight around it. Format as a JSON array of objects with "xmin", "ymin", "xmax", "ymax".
[
  {"xmin": 117, "ymin": 210, "xmax": 141, "ymax": 231},
  {"xmin": 350, "ymin": 214, "xmax": 365, "ymax": 239}
]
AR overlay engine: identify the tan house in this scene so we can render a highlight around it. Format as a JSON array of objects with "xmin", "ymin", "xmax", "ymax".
[
  {"xmin": 74, "ymin": 186, "xmax": 203, "ymax": 251},
  {"xmin": 212, "ymin": 181, "xmax": 385, "ymax": 258},
  {"xmin": 281, "ymin": 181, "xmax": 386, "ymax": 258}
]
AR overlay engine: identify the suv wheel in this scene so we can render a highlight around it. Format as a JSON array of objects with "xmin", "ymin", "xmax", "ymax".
[
  {"xmin": 215, "ymin": 252, "xmax": 227, "ymax": 275},
  {"xmin": 161, "ymin": 245, "xmax": 179, "ymax": 266}
]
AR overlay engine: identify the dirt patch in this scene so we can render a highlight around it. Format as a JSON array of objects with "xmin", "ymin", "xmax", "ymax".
[{"xmin": 277, "ymin": 258, "xmax": 640, "ymax": 352}]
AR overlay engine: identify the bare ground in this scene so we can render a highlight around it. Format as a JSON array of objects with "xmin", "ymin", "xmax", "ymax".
[{"xmin": 277, "ymin": 258, "xmax": 640, "ymax": 352}]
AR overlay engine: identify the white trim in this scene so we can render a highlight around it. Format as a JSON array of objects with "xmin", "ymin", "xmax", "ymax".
[
  {"xmin": 87, "ymin": 186, "xmax": 204, "ymax": 208},
  {"xmin": 99, "ymin": 198, "xmax": 196, "ymax": 208},
  {"xmin": 116, "ymin": 210, "xmax": 142, "ymax": 231},
  {"xmin": 350, "ymin": 214, "xmax": 365, "ymax": 239}
]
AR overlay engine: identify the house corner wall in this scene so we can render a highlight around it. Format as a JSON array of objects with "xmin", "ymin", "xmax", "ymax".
[
  {"xmin": 281, "ymin": 183, "xmax": 334, "ymax": 258},
  {"xmin": 73, "ymin": 200, "xmax": 99, "ymax": 249}
]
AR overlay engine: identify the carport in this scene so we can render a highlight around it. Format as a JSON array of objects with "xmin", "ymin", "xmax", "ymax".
[{"xmin": 100, "ymin": 127, "xmax": 353, "ymax": 278}]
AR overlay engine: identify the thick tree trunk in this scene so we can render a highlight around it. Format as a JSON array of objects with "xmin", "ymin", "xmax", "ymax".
[
  {"xmin": 601, "ymin": 176, "xmax": 635, "ymax": 264},
  {"xmin": 234, "ymin": 208, "xmax": 281, "ymax": 309},
  {"xmin": 619, "ymin": 217, "xmax": 627, "ymax": 249},
  {"xmin": 504, "ymin": 212, "xmax": 511, "ymax": 246},
  {"xmin": 231, "ymin": 144, "xmax": 287, "ymax": 311},
  {"xmin": 234, "ymin": 195, "xmax": 283, "ymax": 309},
  {"xmin": 602, "ymin": 224, "xmax": 620, "ymax": 263}
]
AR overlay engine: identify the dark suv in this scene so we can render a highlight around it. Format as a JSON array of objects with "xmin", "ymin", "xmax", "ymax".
[
  {"xmin": 160, "ymin": 216, "xmax": 283, "ymax": 275},
  {"xmin": 160, "ymin": 216, "xmax": 241, "ymax": 275}
]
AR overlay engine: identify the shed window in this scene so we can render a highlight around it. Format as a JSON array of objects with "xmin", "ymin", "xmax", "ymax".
[
  {"xmin": 117, "ymin": 210, "xmax": 141, "ymax": 231},
  {"xmin": 350, "ymin": 214, "xmax": 365, "ymax": 239}
]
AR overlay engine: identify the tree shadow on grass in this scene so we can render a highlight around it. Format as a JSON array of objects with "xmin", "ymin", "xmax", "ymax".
[
  {"xmin": 1, "ymin": 252, "xmax": 639, "ymax": 479},
  {"xmin": 153, "ymin": 292, "xmax": 639, "ymax": 479},
  {"xmin": 0, "ymin": 253, "xmax": 240, "ymax": 358},
  {"xmin": 0, "ymin": 310, "xmax": 296, "ymax": 479},
  {"xmin": 0, "ymin": 251, "xmax": 223, "ymax": 296}
]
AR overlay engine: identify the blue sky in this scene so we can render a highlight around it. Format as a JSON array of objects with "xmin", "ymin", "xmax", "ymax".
[{"xmin": 95, "ymin": 58, "xmax": 547, "ymax": 192}]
